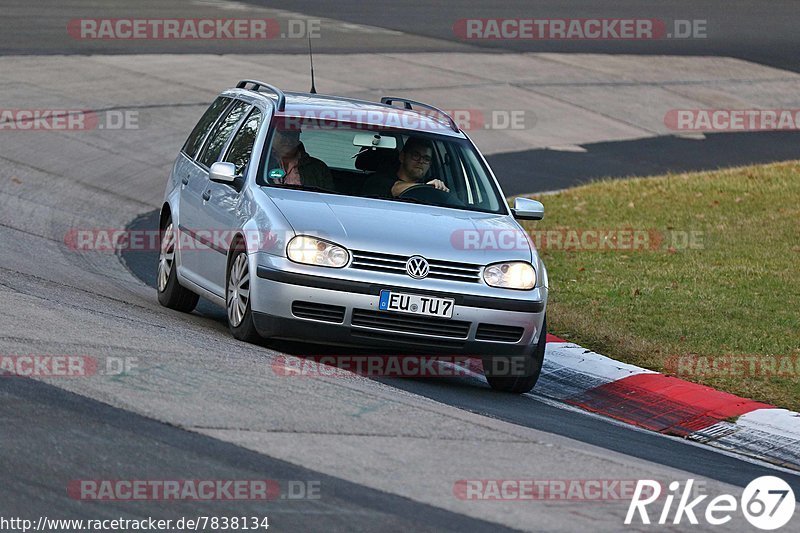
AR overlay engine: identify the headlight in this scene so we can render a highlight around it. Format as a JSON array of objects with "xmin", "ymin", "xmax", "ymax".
[
  {"xmin": 287, "ymin": 236, "xmax": 349, "ymax": 268},
  {"xmin": 483, "ymin": 261, "xmax": 536, "ymax": 290}
]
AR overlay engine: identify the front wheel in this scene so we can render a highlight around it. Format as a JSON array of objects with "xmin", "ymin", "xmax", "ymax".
[
  {"xmin": 226, "ymin": 248, "xmax": 261, "ymax": 343},
  {"xmin": 484, "ymin": 316, "xmax": 547, "ymax": 394}
]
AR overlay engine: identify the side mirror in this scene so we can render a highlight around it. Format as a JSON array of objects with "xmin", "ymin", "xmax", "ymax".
[
  {"xmin": 209, "ymin": 162, "xmax": 238, "ymax": 184},
  {"xmin": 511, "ymin": 197, "xmax": 544, "ymax": 220}
]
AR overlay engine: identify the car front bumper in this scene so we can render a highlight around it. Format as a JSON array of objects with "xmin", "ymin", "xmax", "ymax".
[{"xmin": 250, "ymin": 258, "xmax": 547, "ymax": 356}]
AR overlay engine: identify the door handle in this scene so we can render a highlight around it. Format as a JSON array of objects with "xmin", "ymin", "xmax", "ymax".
[
  {"xmin": 181, "ymin": 175, "xmax": 189, "ymax": 185},
  {"xmin": 202, "ymin": 190, "xmax": 211, "ymax": 201}
]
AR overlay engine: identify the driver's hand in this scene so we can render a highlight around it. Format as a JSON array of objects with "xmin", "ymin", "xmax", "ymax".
[{"xmin": 426, "ymin": 179, "xmax": 450, "ymax": 192}]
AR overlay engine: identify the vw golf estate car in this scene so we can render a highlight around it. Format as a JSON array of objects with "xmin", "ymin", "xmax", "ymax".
[{"xmin": 158, "ymin": 80, "xmax": 548, "ymax": 393}]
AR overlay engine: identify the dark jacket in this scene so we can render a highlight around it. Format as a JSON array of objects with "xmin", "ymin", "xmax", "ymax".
[
  {"xmin": 268, "ymin": 143, "xmax": 334, "ymax": 190},
  {"xmin": 295, "ymin": 145, "xmax": 335, "ymax": 190},
  {"xmin": 360, "ymin": 171, "xmax": 398, "ymax": 198}
]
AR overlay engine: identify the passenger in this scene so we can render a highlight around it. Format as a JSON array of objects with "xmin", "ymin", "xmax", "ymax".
[
  {"xmin": 268, "ymin": 127, "xmax": 334, "ymax": 190},
  {"xmin": 364, "ymin": 136, "xmax": 449, "ymax": 198}
]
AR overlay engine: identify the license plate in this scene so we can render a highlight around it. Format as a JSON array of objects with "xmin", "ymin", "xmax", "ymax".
[{"xmin": 378, "ymin": 290, "xmax": 454, "ymax": 318}]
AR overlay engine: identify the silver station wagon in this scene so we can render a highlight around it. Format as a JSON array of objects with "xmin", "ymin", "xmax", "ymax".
[{"xmin": 158, "ymin": 80, "xmax": 548, "ymax": 393}]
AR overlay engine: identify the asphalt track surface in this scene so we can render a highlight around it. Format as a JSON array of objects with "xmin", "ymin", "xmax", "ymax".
[
  {"xmin": 5, "ymin": 0, "xmax": 800, "ymax": 73},
  {"xmin": 493, "ymin": 130, "xmax": 800, "ymax": 196},
  {"xmin": 1, "ymin": 378, "xmax": 516, "ymax": 533},
  {"xmin": 245, "ymin": 0, "xmax": 800, "ymax": 73},
  {"xmin": 3, "ymin": 1, "xmax": 800, "ymax": 531}
]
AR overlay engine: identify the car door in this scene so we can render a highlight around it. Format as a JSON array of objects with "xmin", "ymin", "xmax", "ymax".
[
  {"xmin": 199, "ymin": 106, "xmax": 265, "ymax": 295},
  {"xmin": 184, "ymin": 99, "xmax": 252, "ymax": 296},
  {"xmin": 176, "ymin": 96, "xmax": 232, "ymax": 285}
]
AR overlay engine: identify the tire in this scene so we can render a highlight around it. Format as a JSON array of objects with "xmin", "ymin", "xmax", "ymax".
[
  {"xmin": 226, "ymin": 246, "xmax": 261, "ymax": 343},
  {"xmin": 484, "ymin": 315, "xmax": 547, "ymax": 394},
  {"xmin": 157, "ymin": 216, "xmax": 199, "ymax": 313}
]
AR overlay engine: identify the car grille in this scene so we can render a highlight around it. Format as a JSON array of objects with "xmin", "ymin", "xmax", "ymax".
[
  {"xmin": 350, "ymin": 329, "xmax": 465, "ymax": 350},
  {"xmin": 291, "ymin": 301, "xmax": 346, "ymax": 323},
  {"xmin": 475, "ymin": 323, "xmax": 524, "ymax": 343},
  {"xmin": 350, "ymin": 250, "xmax": 481, "ymax": 283},
  {"xmin": 351, "ymin": 309, "xmax": 470, "ymax": 339}
]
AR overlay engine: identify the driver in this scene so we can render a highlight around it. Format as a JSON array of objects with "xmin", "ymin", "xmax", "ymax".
[{"xmin": 364, "ymin": 136, "xmax": 449, "ymax": 198}]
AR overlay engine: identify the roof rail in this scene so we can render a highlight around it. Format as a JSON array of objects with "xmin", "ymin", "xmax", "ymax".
[
  {"xmin": 236, "ymin": 80, "xmax": 286, "ymax": 112},
  {"xmin": 380, "ymin": 96, "xmax": 459, "ymax": 133}
]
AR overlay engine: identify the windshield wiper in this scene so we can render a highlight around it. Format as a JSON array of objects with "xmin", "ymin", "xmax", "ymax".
[
  {"xmin": 361, "ymin": 193, "xmax": 434, "ymax": 206},
  {"xmin": 389, "ymin": 196, "xmax": 431, "ymax": 205}
]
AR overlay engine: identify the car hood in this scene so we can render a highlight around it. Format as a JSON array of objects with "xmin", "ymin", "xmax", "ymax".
[{"xmin": 267, "ymin": 189, "xmax": 533, "ymax": 263}]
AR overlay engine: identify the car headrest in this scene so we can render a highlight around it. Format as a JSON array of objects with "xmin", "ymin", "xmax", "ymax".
[{"xmin": 355, "ymin": 148, "xmax": 399, "ymax": 172}]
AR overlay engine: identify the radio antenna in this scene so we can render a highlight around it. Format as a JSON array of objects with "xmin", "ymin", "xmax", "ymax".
[{"xmin": 308, "ymin": 34, "xmax": 317, "ymax": 94}]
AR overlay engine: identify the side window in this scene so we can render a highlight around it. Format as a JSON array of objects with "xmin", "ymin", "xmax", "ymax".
[
  {"xmin": 182, "ymin": 97, "xmax": 231, "ymax": 159},
  {"xmin": 198, "ymin": 100, "xmax": 250, "ymax": 168},
  {"xmin": 224, "ymin": 108, "xmax": 263, "ymax": 176}
]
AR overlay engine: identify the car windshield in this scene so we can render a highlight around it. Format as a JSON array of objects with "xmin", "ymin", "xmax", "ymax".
[{"xmin": 257, "ymin": 119, "xmax": 507, "ymax": 214}]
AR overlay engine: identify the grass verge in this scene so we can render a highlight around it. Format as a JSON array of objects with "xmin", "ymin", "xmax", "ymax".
[{"xmin": 518, "ymin": 161, "xmax": 800, "ymax": 411}]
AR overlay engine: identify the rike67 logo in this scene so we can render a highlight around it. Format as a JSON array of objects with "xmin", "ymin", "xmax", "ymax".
[{"xmin": 626, "ymin": 477, "xmax": 796, "ymax": 530}]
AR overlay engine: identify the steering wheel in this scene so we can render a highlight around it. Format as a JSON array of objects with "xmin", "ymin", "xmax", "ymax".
[
  {"xmin": 398, "ymin": 182, "xmax": 465, "ymax": 207},
  {"xmin": 398, "ymin": 183, "xmax": 431, "ymax": 195}
]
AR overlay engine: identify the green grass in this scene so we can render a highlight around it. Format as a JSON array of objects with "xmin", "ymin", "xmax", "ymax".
[{"xmin": 517, "ymin": 161, "xmax": 800, "ymax": 411}]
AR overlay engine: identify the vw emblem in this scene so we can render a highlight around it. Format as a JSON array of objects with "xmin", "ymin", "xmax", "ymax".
[{"xmin": 406, "ymin": 256, "xmax": 429, "ymax": 279}]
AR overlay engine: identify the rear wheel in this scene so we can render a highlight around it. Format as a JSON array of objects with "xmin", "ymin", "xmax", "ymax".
[
  {"xmin": 484, "ymin": 316, "xmax": 547, "ymax": 394},
  {"xmin": 157, "ymin": 217, "xmax": 199, "ymax": 312},
  {"xmin": 226, "ymin": 248, "xmax": 261, "ymax": 343}
]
